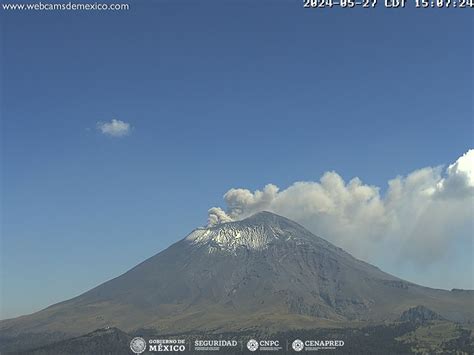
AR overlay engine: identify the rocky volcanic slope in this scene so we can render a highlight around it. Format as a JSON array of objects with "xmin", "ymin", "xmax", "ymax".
[{"xmin": 1, "ymin": 212, "xmax": 473, "ymax": 346}]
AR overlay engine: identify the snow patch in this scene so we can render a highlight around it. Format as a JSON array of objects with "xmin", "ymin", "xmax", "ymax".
[{"xmin": 185, "ymin": 223, "xmax": 292, "ymax": 253}]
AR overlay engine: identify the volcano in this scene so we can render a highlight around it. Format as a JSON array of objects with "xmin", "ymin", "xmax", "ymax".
[{"xmin": 1, "ymin": 212, "xmax": 473, "ymax": 345}]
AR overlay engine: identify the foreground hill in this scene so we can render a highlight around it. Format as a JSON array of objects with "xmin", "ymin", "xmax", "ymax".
[
  {"xmin": 10, "ymin": 320, "xmax": 474, "ymax": 354},
  {"xmin": 12, "ymin": 327, "xmax": 132, "ymax": 355}
]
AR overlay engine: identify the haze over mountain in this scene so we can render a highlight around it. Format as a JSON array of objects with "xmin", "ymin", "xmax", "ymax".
[{"xmin": 1, "ymin": 212, "xmax": 472, "ymax": 349}]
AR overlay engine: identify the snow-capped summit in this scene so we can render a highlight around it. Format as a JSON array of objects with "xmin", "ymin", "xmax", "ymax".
[{"xmin": 187, "ymin": 211, "xmax": 312, "ymax": 252}]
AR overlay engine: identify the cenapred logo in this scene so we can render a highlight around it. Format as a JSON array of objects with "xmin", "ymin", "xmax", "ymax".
[
  {"xmin": 130, "ymin": 337, "xmax": 147, "ymax": 354},
  {"xmin": 292, "ymin": 339, "xmax": 304, "ymax": 352},
  {"xmin": 293, "ymin": 339, "xmax": 344, "ymax": 351},
  {"xmin": 246, "ymin": 339, "xmax": 259, "ymax": 351}
]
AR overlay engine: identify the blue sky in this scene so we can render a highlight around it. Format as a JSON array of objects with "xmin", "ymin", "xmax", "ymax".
[{"xmin": 1, "ymin": 1, "xmax": 473, "ymax": 319}]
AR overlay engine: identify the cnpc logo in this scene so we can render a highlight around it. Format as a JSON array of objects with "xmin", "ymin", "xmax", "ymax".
[
  {"xmin": 246, "ymin": 339, "xmax": 280, "ymax": 351},
  {"xmin": 246, "ymin": 339, "xmax": 259, "ymax": 351}
]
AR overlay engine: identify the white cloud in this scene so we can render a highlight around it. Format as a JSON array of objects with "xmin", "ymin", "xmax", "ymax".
[
  {"xmin": 96, "ymin": 119, "xmax": 131, "ymax": 137},
  {"xmin": 210, "ymin": 150, "xmax": 474, "ymax": 273},
  {"xmin": 436, "ymin": 149, "xmax": 474, "ymax": 198}
]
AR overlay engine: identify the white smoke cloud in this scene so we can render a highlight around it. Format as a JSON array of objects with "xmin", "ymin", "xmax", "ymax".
[
  {"xmin": 209, "ymin": 150, "xmax": 474, "ymax": 269},
  {"xmin": 97, "ymin": 119, "xmax": 131, "ymax": 137},
  {"xmin": 207, "ymin": 207, "xmax": 234, "ymax": 227}
]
